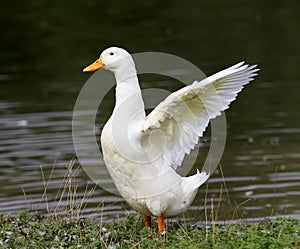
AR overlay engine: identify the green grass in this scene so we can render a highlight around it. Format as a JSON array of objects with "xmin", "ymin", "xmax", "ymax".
[
  {"xmin": 0, "ymin": 212, "xmax": 299, "ymax": 248},
  {"xmin": 1, "ymin": 160, "xmax": 299, "ymax": 248}
]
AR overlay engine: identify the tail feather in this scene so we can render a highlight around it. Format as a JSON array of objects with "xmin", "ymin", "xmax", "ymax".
[
  {"xmin": 181, "ymin": 170, "xmax": 209, "ymax": 208},
  {"xmin": 182, "ymin": 170, "xmax": 209, "ymax": 193}
]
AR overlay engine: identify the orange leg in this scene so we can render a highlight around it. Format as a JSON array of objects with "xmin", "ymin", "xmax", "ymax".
[
  {"xmin": 156, "ymin": 215, "xmax": 166, "ymax": 235},
  {"xmin": 144, "ymin": 215, "xmax": 151, "ymax": 228}
]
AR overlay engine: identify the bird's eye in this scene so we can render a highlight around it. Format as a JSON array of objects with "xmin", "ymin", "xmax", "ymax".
[{"xmin": 110, "ymin": 52, "xmax": 114, "ymax": 56}]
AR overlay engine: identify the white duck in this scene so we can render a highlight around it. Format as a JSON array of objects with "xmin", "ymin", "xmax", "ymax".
[{"xmin": 83, "ymin": 47, "xmax": 259, "ymax": 234}]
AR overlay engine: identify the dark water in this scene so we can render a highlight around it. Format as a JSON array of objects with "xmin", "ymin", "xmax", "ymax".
[{"xmin": 1, "ymin": 1, "xmax": 300, "ymax": 222}]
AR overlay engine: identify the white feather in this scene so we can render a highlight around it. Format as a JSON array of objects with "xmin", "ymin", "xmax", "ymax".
[
  {"xmin": 142, "ymin": 62, "xmax": 259, "ymax": 170},
  {"xmin": 93, "ymin": 47, "xmax": 259, "ymax": 219}
]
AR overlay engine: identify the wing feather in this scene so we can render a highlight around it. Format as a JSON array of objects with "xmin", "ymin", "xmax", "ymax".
[{"xmin": 142, "ymin": 62, "xmax": 259, "ymax": 169}]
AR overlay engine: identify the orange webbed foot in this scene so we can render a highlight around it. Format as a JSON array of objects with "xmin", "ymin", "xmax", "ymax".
[
  {"xmin": 144, "ymin": 215, "xmax": 151, "ymax": 228},
  {"xmin": 156, "ymin": 215, "xmax": 166, "ymax": 235}
]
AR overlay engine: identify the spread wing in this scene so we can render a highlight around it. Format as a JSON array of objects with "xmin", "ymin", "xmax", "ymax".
[{"xmin": 141, "ymin": 62, "xmax": 259, "ymax": 169}]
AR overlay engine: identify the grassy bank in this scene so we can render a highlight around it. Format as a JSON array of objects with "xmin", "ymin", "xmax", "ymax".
[
  {"xmin": 0, "ymin": 212, "xmax": 299, "ymax": 248},
  {"xmin": 1, "ymin": 161, "xmax": 299, "ymax": 248}
]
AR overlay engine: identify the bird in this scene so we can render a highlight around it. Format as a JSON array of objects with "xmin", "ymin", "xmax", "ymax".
[{"xmin": 83, "ymin": 47, "xmax": 259, "ymax": 234}]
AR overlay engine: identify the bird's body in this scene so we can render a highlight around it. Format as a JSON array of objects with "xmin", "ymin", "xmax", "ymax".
[
  {"xmin": 83, "ymin": 47, "xmax": 259, "ymax": 233},
  {"xmin": 101, "ymin": 117, "xmax": 207, "ymax": 218}
]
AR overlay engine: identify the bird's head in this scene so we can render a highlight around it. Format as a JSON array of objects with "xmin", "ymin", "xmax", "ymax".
[{"xmin": 83, "ymin": 47, "xmax": 135, "ymax": 75}]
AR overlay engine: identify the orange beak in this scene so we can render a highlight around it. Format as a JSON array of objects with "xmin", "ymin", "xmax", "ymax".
[{"xmin": 83, "ymin": 56, "xmax": 105, "ymax": 72}]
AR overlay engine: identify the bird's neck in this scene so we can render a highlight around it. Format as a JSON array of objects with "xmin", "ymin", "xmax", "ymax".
[{"xmin": 114, "ymin": 74, "xmax": 146, "ymax": 122}]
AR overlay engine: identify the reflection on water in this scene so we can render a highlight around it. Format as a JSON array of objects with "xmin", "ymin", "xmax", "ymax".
[{"xmin": 1, "ymin": 1, "xmax": 300, "ymax": 222}]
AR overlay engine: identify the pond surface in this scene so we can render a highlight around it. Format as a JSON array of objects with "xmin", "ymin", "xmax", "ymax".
[{"xmin": 1, "ymin": 1, "xmax": 300, "ymax": 223}]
